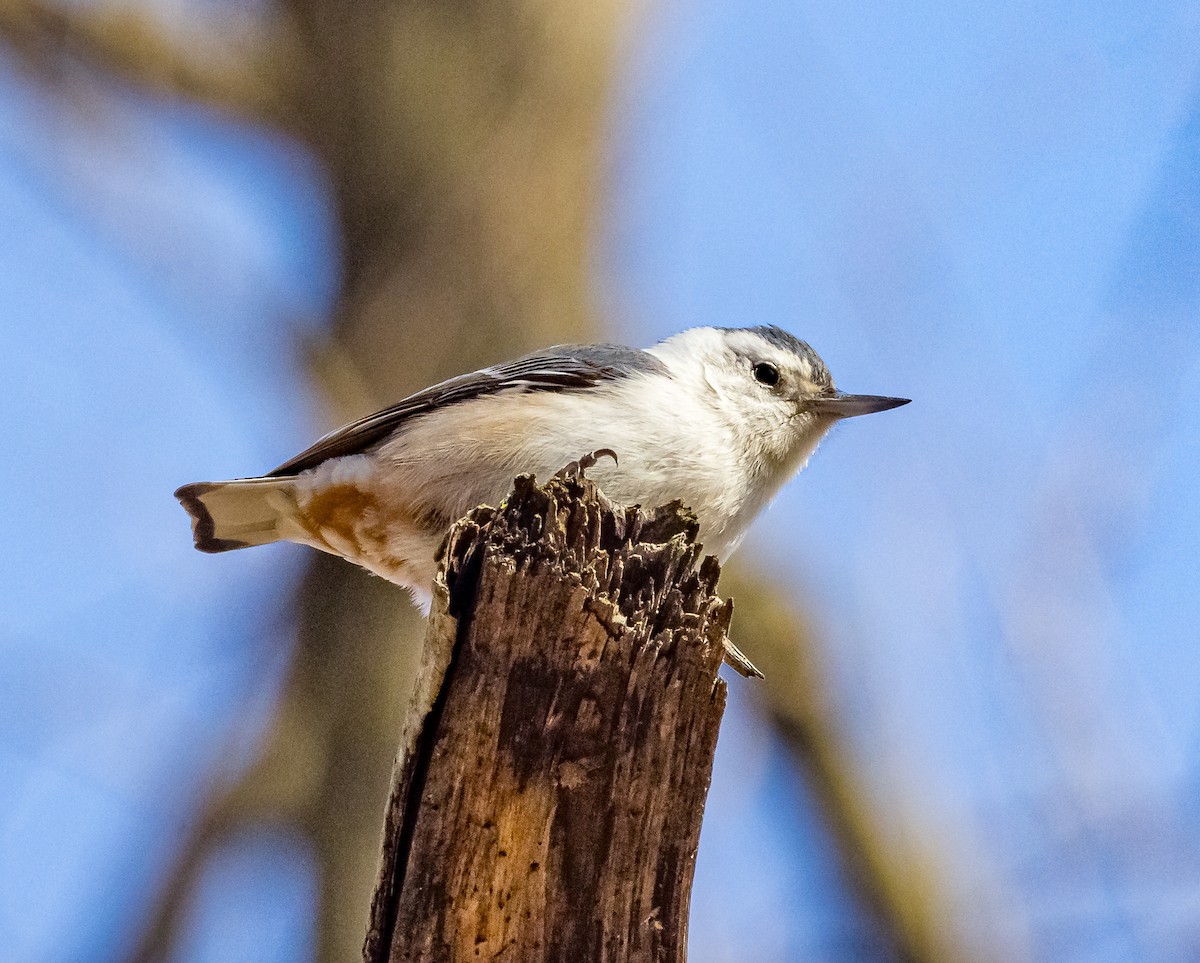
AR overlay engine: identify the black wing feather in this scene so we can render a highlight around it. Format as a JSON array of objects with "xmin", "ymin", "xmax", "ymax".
[{"xmin": 268, "ymin": 343, "xmax": 665, "ymax": 476}]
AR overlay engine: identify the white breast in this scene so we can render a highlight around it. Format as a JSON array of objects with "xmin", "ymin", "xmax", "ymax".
[{"xmin": 371, "ymin": 371, "xmax": 769, "ymax": 560}]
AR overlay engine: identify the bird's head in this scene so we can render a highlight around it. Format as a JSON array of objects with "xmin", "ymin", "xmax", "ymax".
[{"xmin": 652, "ymin": 325, "xmax": 910, "ymax": 470}]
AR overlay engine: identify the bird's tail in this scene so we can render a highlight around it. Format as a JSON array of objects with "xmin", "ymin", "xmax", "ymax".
[{"xmin": 174, "ymin": 476, "xmax": 301, "ymax": 553}]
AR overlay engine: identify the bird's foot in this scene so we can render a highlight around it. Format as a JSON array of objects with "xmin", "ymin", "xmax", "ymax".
[{"xmin": 555, "ymin": 448, "xmax": 619, "ymax": 480}]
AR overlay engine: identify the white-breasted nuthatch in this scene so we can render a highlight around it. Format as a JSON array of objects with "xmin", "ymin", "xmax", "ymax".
[{"xmin": 176, "ymin": 326, "xmax": 908, "ymax": 608}]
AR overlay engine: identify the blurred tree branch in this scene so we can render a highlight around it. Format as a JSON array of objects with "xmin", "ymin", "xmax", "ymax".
[{"xmin": 0, "ymin": 0, "xmax": 295, "ymax": 124}]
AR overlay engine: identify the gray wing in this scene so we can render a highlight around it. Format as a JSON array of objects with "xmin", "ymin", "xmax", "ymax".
[{"xmin": 269, "ymin": 343, "xmax": 667, "ymax": 476}]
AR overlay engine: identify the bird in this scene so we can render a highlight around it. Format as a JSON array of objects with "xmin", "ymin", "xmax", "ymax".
[{"xmin": 175, "ymin": 325, "xmax": 908, "ymax": 610}]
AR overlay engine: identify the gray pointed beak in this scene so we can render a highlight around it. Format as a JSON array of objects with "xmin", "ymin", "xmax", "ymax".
[{"xmin": 808, "ymin": 392, "xmax": 911, "ymax": 418}]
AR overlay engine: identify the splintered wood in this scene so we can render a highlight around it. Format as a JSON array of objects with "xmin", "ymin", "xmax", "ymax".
[{"xmin": 365, "ymin": 474, "xmax": 734, "ymax": 963}]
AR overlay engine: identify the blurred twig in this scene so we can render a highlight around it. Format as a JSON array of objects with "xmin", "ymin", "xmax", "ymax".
[{"xmin": 0, "ymin": 0, "xmax": 295, "ymax": 124}]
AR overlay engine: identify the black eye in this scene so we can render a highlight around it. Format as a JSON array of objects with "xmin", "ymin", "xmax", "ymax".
[{"xmin": 752, "ymin": 362, "xmax": 780, "ymax": 386}]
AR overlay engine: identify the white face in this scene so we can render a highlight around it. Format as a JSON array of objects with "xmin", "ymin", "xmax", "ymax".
[{"xmin": 650, "ymin": 326, "xmax": 840, "ymax": 467}]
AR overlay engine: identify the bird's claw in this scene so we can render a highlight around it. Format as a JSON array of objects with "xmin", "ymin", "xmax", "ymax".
[
  {"xmin": 555, "ymin": 448, "xmax": 619, "ymax": 480},
  {"xmin": 722, "ymin": 638, "xmax": 764, "ymax": 679}
]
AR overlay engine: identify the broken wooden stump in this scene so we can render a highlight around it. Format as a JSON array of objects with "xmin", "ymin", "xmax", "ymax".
[{"xmin": 364, "ymin": 473, "xmax": 745, "ymax": 963}]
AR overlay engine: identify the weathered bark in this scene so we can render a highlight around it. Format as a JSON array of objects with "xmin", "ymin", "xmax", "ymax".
[{"xmin": 365, "ymin": 474, "xmax": 733, "ymax": 963}]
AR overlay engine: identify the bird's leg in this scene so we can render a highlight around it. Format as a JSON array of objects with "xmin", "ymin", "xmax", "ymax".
[{"xmin": 555, "ymin": 448, "xmax": 619, "ymax": 480}]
